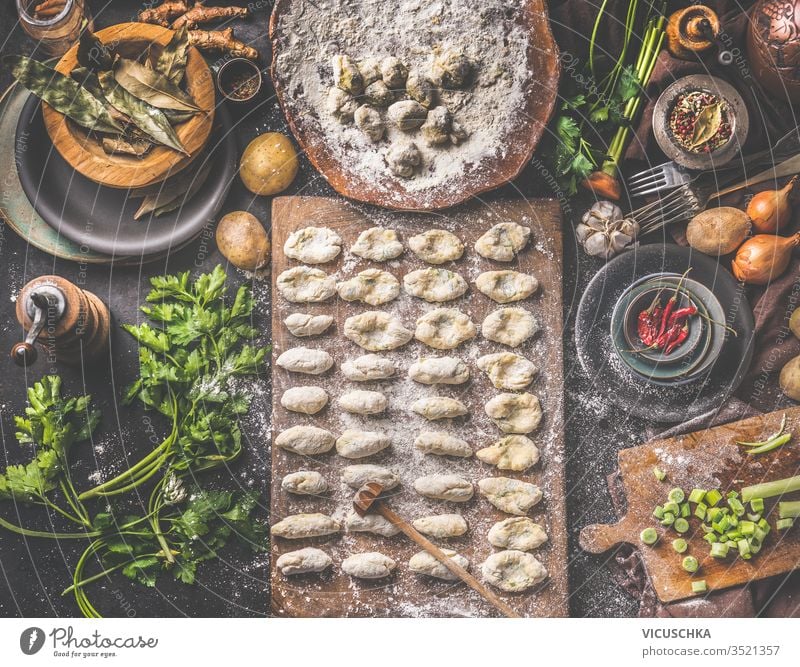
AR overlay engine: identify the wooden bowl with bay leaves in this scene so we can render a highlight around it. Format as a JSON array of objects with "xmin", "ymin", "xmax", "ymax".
[{"xmin": 42, "ymin": 22, "xmax": 215, "ymax": 189}]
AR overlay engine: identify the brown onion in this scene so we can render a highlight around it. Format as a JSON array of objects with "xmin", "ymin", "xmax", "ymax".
[
  {"xmin": 731, "ymin": 232, "xmax": 800, "ymax": 285},
  {"xmin": 747, "ymin": 175, "xmax": 797, "ymax": 234}
]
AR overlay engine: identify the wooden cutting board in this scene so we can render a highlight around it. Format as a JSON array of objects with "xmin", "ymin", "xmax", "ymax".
[
  {"xmin": 270, "ymin": 196, "xmax": 566, "ymax": 617},
  {"xmin": 580, "ymin": 408, "xmax": 800, "ymax": 603}
]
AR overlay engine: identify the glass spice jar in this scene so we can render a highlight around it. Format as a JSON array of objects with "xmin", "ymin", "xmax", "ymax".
[{"xmin": 15, "ymin": 0, "xmax": 92, "ymax": 58}]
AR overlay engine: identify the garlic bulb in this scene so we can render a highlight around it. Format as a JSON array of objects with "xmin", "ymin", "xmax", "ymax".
[{"xmin": 576, "ymin": 201, "xmax": 639, "ymax": 259}]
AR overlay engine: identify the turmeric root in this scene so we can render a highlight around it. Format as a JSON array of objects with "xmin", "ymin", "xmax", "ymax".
[
  {"xmin": 172, "ymin": 1, "xmax": 249, "ymax": 29},
  {"xmin": 188, "ymin": 28, "xmax": 259, "ymax": 60},
  {"xmin": 139, "ymin": 0, "xmax": 190, "ymax": 27},
  {"xmin": 33, "ymin": 0, "xmax": 66, "ymax": 18}
]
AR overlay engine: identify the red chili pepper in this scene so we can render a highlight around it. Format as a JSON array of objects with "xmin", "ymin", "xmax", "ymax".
[
  {"xmin": 667, "ymin": 304, "xmax": 697, "ymax": 328},
  {"xmin": 665, "ymin": 324, "xmax": 690, "ymax": 354},
  {"xmin": 658, "ymin": 271, "xmax": 691, "ymax": 341},
  {"xmin": 636, "ymin": 291, "xmax": 664, "ymax": 346}
]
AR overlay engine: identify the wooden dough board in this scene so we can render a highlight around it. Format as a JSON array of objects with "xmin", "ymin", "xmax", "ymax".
[
  {"xmin": 580, "ymin": 407, "xmax": 800, "ymax": 603},
  {"xmin": 270, "ymin": 196, "xmax": 566, "ymax": 617}
]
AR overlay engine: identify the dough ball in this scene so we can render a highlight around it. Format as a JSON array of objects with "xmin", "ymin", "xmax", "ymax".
[
  {"xmin": 277, "ymin": 267, "xmax": 336, "ymax": 303},
  {"xmin": 284, "ymin": 313, "xmax": 334, "ymax": 337},
  {"xmin": 408, "ymin": 549, "xmax": 469, "ymax": 581},
  {"xmin": 337, "ymin": 269, "xmax": 400, "ymax": 306},
  {"xmin": 482, "ymin": 307, "xmax": 539, "ymax": 347},
  {"xmin": 475, "ymin": 270, "xmax": 538, "ymax": 304},
  {"xmin": 338, "ymin": 390, "xmax": 387, "ymax": 415},
  {"xmin": 271, "ymin": 513, "xmax": 340, "ymax": 539},
  {"xmin": 488, "ymin": 517, "xmax": 548, "ymax": 551},
  {"xmin": 336, "ymin": 430, "xmax": 391, "ymax": 459},
  {"xmin": 477, "ymin": 353, "xmax": 537, "ymax": 390},
  {"xmin": 414, "ymin": 431, "xmax": 472, "ymax": 457},
  {"xmin": 341, "ymin": 464, "xmax": 400, "ymax": 490},
  {"xmin": 478, "ymin": 477, "xmax": 542, "ymax": 515},
  {"xmin": 342, "ymin": 552, "xmax": 396, "ymax": 579},
  {"xmin": 284, "ymin": 226, "xmax": 342, "ymax": 264},
  {"xmin": 276, "ymin": 347, "xmax": 334, "ymax": 375},
  {"xmin": 482, "ymin": 550, "xmax": 548, "ymax": 592},
  {"xmin": 412, "ymin": 514, "xmax": 468, "ymax": 538},
  {"xmin": 404, "ymin": 268, "xmax": 468, "ymax": 302},
  {"xmin": 484, "ymin": 392, "xmax": 542, "ymax": 434},
  {"xmin": 408, "ymin": 229, "xmax": 464, "ymax": 264},
  {"xmin": 408, "ymin": 356, "xmax": 470, "ymax": 385},
  {"xmin": 475, "ymin": 222, "xmax": 531, "ymax": 261},
  {"xmin": 351, "ymin": 227, "xmax": 404, "ymax": 261},
  {"xmin": 415, "ymin": 308, "xmax": 476, "ymax": 350},
  {"xmin": 345, "ymin": 511, "xmax": 400, "ymax": 537},
  {"xmin": 281, "ymin": 470, "xmax": 328, "ymax": 495},
  {"xmin": 410, "ymin": 396, "xmax": 468, "ymax": 420},
  {"xmin": 341, "ymin": 354, "xmax": 396, "ymax": 381},
  {"xmin": 274, "ymin": 425, "xmax": 335, "ymax": 455},
  {"xmin": 344, "ymin": 311, "xmax": 413, "ymax": 351},
  {"xmin": 476, "ymin": 435, "xmax": 540, "ymax": 471},
  {"xmin": 280, "ymin": 386, "xmax": 329, "ymax": 414},
  {"xmin": 276, "ymin": 548, "xmax": 332, "ymax": 576},
  {"xmin": 414, "ymin": 474, "xmax": 474, "ymax": 502}
]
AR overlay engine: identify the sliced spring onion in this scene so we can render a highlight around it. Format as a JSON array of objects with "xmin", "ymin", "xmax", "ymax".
[
  {"xmin": 737, "ymin": 539, "xmax": 751, "ymax": 558},
  {"xmin": 653, "ymin": 467, "xmax": 666, "ymax": 481},
  {"xmin": 728, "ymin": 497, "xmax": 745, "ymax": 516},
  {"xmin": 692, "ymin": 580, "xmax": 708, "ymax": 593},
  {"xmin": 710, "ymin": 542, "xmax": 729, "ymax": 558},
  {"xmin": 668, "ymin": 488, "xmax": 685, "ymax": 503},
  {"xmin": 778, "ymin": 500, "xmax": 800, "ymax": 519},
  {"xmin": 776, "ymin": 518, "xmax": 794, "ymax": 531},
  {"xmin": 703, "ymin": 533, "xmax": 718, "ymax": 543},
  {"xmin": 661, "ymin": 512, "xmax": 675, "ymax": 526},
  {"xmin": 689, "ymin": 488, "xmax": 706, "ymax": 504},
  {"xmin": 680, "ymin": 503, "xmax": 691, "ymax": 518},
  {"xmin": 674, "ymin": 518, "xmax": 689, "ymax": 534},
  {"xmin": 672, "ymin": 538, "xmax": 688, "ymax": 553},
  {"xmin": 750, "ymin": 498, "xmax": 765, "ymax": 514},
  {"xmin": 705, "ymin": 489, "xmax": 722, "ymax": 507},
  {"xmin": 739, "ymin": 520, "xmax": 755, "ymax": 537},
  {"xmin": 682, "ymin": 555, "xmax": 699, "ymax": 573},
  {"xmin": 694, "ymin": 503, "xmax": 707, "ymax": 520},
  {"xmin": 663, "ymin": 501, "xmax": 680, "ymax": 516},
  {"xmin": 741, "ymin": 475, "xmax": 800, "ymax": 503},
  {"xmin": 746, "ymin": 513, "xmax": 761, "ymax": 523},
  {"xmin": 653, "ymin": 505, "xmax": 665, "ymax": 520},
  {"xmin": 736, "ymin": 413, "xmax": 787, "ymax": 446},
  {"xmin": 640, "ymin": 527, "xmax": 658, "ymax": 545}
]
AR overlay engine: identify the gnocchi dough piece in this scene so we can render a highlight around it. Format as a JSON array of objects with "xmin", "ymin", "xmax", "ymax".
[
  {"xmin": 280, "ymin": 386, "xmax": 329, "ymax": 414},
  {"xmin": 408, "ymin": 549, "xmax": 469, "ymax": 581},
  {"xmin": 414, "ymin": 431, "xmax": 472, "ymax": 458},
  {"xmin": 274, "ymin": 425, "xmax": 335, "ymax": 455},
  {"xmin": 485, "ymin": 392, "xmax": 543, "ymax": 434},
  {"xmin": 482, "ymin": 308, "xmax": 539, "ymax": 347},
  {"xmin": 488, "ymin": 517, "xmax": 548, "ymax": 551},
  {"xmin": 414, "ymin": 474, "xmax": 474, "ymax": 502},
  {"xmin": 271, "ymin": 513, "xmax": 340, "ymax": 539},
  {"xmin": 281, "ymin": 470, "xmax": 328, "ymax": 495},
  {"xmin": 482, "ymin": 550, "xmax": 548, "ymax": 592},
  {"xmin": 341, "ymin": 464, "xmax": 399, "ymax": 490},
  {"xmin": 475, "ymin": 222, "xmax": 531, "ymax": 261},
  {"xmin": 276, "ymin": 347, "xmax": 334, "ymax": 375},
  {"xmin": 412, "ymin": 514, "xmax": 468, "ymax": 538},
  {"xmin": 478, "ymin": 477, "xmax": 542, "ymax": 515},
  {"xmin": 476, "ymin": 435, "xmax": 540, "ymax": 471},
  {"xmin": 283, "ymin": 227, "xmax": 342, "ymax": 264},
  {"xmin": 342, "ymin": 552, "xmax": 396, "ymax": 579},
  {"xmin": 410, "ymin": 396, "xmax": 468, "ymax": 420},
  {"xmin": 355, "ymin": 104, "xmax": 386, "ymax": 141},
  {"xmin": 277, "ymin": 267, "xmax": 336, "ymax": 303},
  {"xmin": 284, "ymin": 313, "xmax": 334, "ymax": 337},
  {"xmin": 408, "ymin": 357, "xmax": 470, "ymax": 385},
  {"xmin": 351, "ymin": 227, "xmax": 404, "ymax": 261},
  {"xmin": 476, "ymin": 271, "xmax": 538, "ymax": 304},
  {"xmin": 344, "ymin": 311, "xmax": 413, "ymax": 351},
  {"xmin": 276, "ymin": 548, "xmax": 333, "ymax": 576},
  {"xmin": 341, "ymin": 354, "xmax": 396, "ymax": 382},
  {"xmin": 336, "ymin": 269, "xmax": 400, "ymax": 306},
  {"xmin": 336, "ymin": 430, "xmax": 390, "ymax": 459},
  {"xmin": 345, "ymin": 511, "xmax": 401, "ymax": 537},
  {"xmin": 477, "ymin": 353, "xmax": 538, "ymax": 390},
  {"xmin": 403, "ymin": 268, "xmax": 468, "ymax": 303},
  {"xmin": 338, "ymin": 390, "xmax": 387, "ymax": 415},
  {"xmin": 415, "ymin": 308, "xmax": 476, "ymax": 350},
  {"xmin": 386, "ymin": 140, "xmax": 422, "ymax": 177},
  {"xmin": 408, "ymin": 229, "xmax": 464, "ymax": 264}
]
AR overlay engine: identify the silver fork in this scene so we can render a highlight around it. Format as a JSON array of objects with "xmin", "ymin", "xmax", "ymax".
[{"xmin": 627, "ymin": 184, "xmax": 702, "ymax": 235}]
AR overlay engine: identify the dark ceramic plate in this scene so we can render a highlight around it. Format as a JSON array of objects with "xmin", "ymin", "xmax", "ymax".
[
  {"xmin": 15, "ymin": 95, "xmax": 236, "ymax": 257},
  {"xmin": 575, "ymin": 245, "xmax": 755, "ymax": 423}
]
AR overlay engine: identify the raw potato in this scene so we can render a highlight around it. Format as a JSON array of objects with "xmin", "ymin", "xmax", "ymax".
[
  {"xmin": 414, "ymin": 431, "xmax": 472, "ymax": 457},
  {"xmin": 338, "ymin": 390, "xmax": 387, "ymax": 415},
  {"xmin": 336, "ymin": 430, "xmax": 391, "ymax": 458},
  {"xmin": 337, "ymin": 269, "xmax": 400, "ymax": 305},
  {"xmin": 351, "ymin": 227, "xmax": 404, "ymax": 261},
  {"xmin": 281, "ymin": 471, "xmax": 328, "ymax": 495},
  {"xmin": 215, "ymin": 211, "xmax": 270, "ymax": 271},
  {"xmin": 408, "ymin": 549, "xmax": 469, "ymax": 581},
  {"xmin": 780, "ymin": 355, "xmax": 800, "ymax": 400},
  {"xmin": 476, "ymin": 435, "xmax": 540, "ymax": 471},
  {"xmin": 415, "ymin": 308, "xmax": 476, "ymax": 349},
  {"xmin": 403, "ymin": 268, "xmax": 468, "ymax": 302},
  {"xmin": 488, "ymin": 517, "xmax": 548, "ymax": 551},
  {"xmin": 341, "ymin": 464, "xmax": 399, "ymax": 490},
  {"xmin": 284, "ymin": 313, "xmax": 334, "ymax": 337},
  {"xmin": 276, "ymin": 548, "xmax": 333, "ymax": 576},
  {"xmin": 791, "ymin": 307, "xmax": 800, "ymax": 339},
  {"xmin": 271, "ymin": 513, "xmax": 340, "ymax": 539},
  {"xmin": 345, "ymin": 511, "xmax": 400, "ymax": 537},
  {"xmin": 275, "ymin": 425, "xmax": 335, "ymax": 455},
  {"xmin": 485, "ymin": 392, "xmax": 543, "ymax": 434},
  {"xmin": 276, "ymin": 347, "xmax": 334, "ymax": 375},
  {"xmin": 408, "ymin": 229, "xmax": 465, "ymax": 264},
  {"xmin": 408, "ymin": 356, "xmax": 470, "ymax": 385},
  {"xmin": 475, "ymin": 270, "xmax": 538, "ymax": 303},
  {"xmin": 475, "ymin": 222, "xmax": 531, "ymax": 261},
  {"xmin": 280, "ymin": 386, "xmax": 329, "ymax": 414},
  {"xmin": 410, "ymin": 396, "xmax": 468, "ymax": 420},
  {"xmin": 344, "ymin": 311, "xmax": 413, "ymax": 351},
  {"xmin": 482, "ymin": 550, "xmax": 548, "ymax": 592},
  {"xmin": 414, "ymin": 474, "xmax": 474, "ymax": 502},
  {"xmin": 478, "ymin": 477, "xmax": 542, "ymax": 515},
  {"xmin": 284, "ymin": 226, "xmax": 342, "ymax": 264},
  {"xmin": 341, "ymin": 354, "xmax": 396, "ymax": 381},
  {"xmin": 239, "ymin": 132, "xmax": 298, "ymax": 196},
  {"xmin": 277, "ymin": 267, "xmax": 336, "ymax": 303},
  {"xmin": 342, "ymin": 552, "xmax": 396, "ymax": 579},
  {"xmin": 412, "ymin": 514, "xmax": 468, "ymax": 538},
  {"xmin": 686, "ymin": 207, "xmax": 751, "ymax": 256},
  {"xmin": 482, "ymin": 307, "xmax": 539, "ymax": 347},
  {"xmin": 477, "ymin": 353, "xmax": 538, "ymax": 390}
]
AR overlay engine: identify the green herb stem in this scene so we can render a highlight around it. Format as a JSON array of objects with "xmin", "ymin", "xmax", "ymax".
[
  {"xmin": 741, "ymin": 475, "xmax": 800, "ymax": 503},
  {"xmin": 0, "ymin": 515, "xmax": 100, "ymax": 540},
  {"xmin": 779, "ymin": 501, "xmax": 800, "ymax": 519}
]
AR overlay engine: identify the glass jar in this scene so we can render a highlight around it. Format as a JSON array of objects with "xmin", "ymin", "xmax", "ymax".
[{"xmin": 15, "ymin": 0, "xmax": 93, "ymax": 58}]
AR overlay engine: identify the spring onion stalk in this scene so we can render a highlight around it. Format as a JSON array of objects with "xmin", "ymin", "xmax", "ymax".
[
  {"xmin": 689, "ymin": 489, "xmax": 706, "ymax": 504},
  {"xmin": 668, "ymin": 488, "xmax": 685, "ymax": 503},
  {"xmin": 692, "ymin": 580, "xmax": 708, "ymax": 593},
  {"xmin": 674, "ymin": 518, "xmax": 689, "ymax": 534},
  {"xmin": 742, "ymin": 475, "xmax": 800, "ymax": 503},
  {"xmin": 736, "ymin": 414, "xmax": 787, "ymax": 447},
  {"xmin": 778, "ymin": 501, "xmax": 800, "ymax": 519},
  {"xmin": 653, "ymin": 467, "xmax": 666, "ymax": 481},
  {"xmin": 672, "ymin": 538, "xmax": 688, "ymax": 553},
  {"xmin": 705, "ymin": 489, "xmax": 723, "ymax": 507},
  {"xmin": 750, "ymin": 498, "xmax": 765, "ymax": 513},
  {"xmin": 710, "ymin": 542, "xmax": 729, "ymax": 558},
  {"xmin": 640, "ymin": 527, "xmax": 658, "ymax": 545},
  {"xmin": 776, "ymin": 518, "xmax": 795, "ymax": 530},
  {"xmin": 682, "ymin": 556, "xmax": 699, "ymax": 573}
]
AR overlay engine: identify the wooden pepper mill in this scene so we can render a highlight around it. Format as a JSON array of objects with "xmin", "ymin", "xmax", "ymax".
[
  {"xmin": 11, "ymin": 276, "xmax": 110, "ymax": 367},
  {"xmin": 666, "ymin": 5, "xmax": 720, "ymax": 61}
]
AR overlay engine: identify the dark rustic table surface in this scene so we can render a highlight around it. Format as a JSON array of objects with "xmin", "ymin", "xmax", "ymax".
[{"xmin": 0, "ymin": 0, "xmax": 647, "ymax": 617}]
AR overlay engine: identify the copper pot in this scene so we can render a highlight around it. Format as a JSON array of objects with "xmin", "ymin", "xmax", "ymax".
[{"xmin": 747, "ymin": 0, "xmax": 800, "ymax": 102}]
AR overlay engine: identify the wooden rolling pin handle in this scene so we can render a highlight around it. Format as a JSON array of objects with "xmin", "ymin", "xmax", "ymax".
[
  {"xmin": 579, "ymin": 520, "xmax": 632, "ymax": 554},
  {"xmin": 376, "ymin": 503, "xmax": 521, "ymax": 619}
]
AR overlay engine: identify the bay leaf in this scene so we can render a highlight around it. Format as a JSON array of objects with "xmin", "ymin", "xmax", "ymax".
[
  {"xmin": 113, "ymin": 57, "xmax": 200, "ymax": 111},
  {"xmin": 98, "ymin": 71, "xmax": 188, "ymax": 154},
  {"xmin": 155, "ymin": 24, "xmax": 190, "ymax": 87},
  {"xmin": 70, "ymin": 66, "xmax": 104, "ymax": 98},
  {"xmin": 162, "ymin": 109, "xmax": 195, "ymax": 124},
  {"xmin": 133, "ymin": 158, "xmax": 212, "ymax": 219},
  {"xmin": 689, "ymin": 102, "xmax": 722, "ymax": 150},
  {"xmin": 6, "ymin": 55, "xmax": 123, "ymax": 134},
  {"xmin": 102, "ymin": 136, "xmax": 153, "ymax": 157},
  {"xmin": 76, "ymin": 20, "xmax": 112, "ymax": 72}
]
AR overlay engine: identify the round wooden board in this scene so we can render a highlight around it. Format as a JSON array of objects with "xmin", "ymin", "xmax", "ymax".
[
  {"xmin": 42, "ymin": 22, "xmax": 215, "ymax": 190},
  {"xmin": 269, "ymin": 0, "xmax": 560, "ymax": 211}
]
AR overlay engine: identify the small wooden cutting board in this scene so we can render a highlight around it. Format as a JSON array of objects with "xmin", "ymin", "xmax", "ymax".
[{"xmin": 580, "ymin": 408, "xmax": 800, "ymax": 603}]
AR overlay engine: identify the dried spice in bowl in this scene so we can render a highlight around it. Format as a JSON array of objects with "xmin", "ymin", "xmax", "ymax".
[{"xmin": 668, "ymin": 90, "xmax": 733, "ymax": 154}]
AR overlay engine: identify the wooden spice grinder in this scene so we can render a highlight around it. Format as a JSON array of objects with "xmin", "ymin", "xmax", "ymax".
[
  {"xmin": 666, "ymin": 5, "xmax": 720, "ymax": 60},
  {"xmin": 11, "ymin": 276, "xmax": 110, "ymax": 367}
]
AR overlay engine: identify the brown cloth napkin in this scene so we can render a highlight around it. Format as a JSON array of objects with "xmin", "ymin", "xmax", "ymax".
[{"xmin": 551, "ymin": 0, "xmax": 800, "ymax": 616}]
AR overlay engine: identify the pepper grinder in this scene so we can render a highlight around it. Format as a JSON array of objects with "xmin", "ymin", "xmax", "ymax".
[
  {"xmin": 665, "ymin": 5, "xmax": 720, "ymax": 61},
  {"xmin": 11, "ymin": 276, "xmax": 110, "ymax": 367}
]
